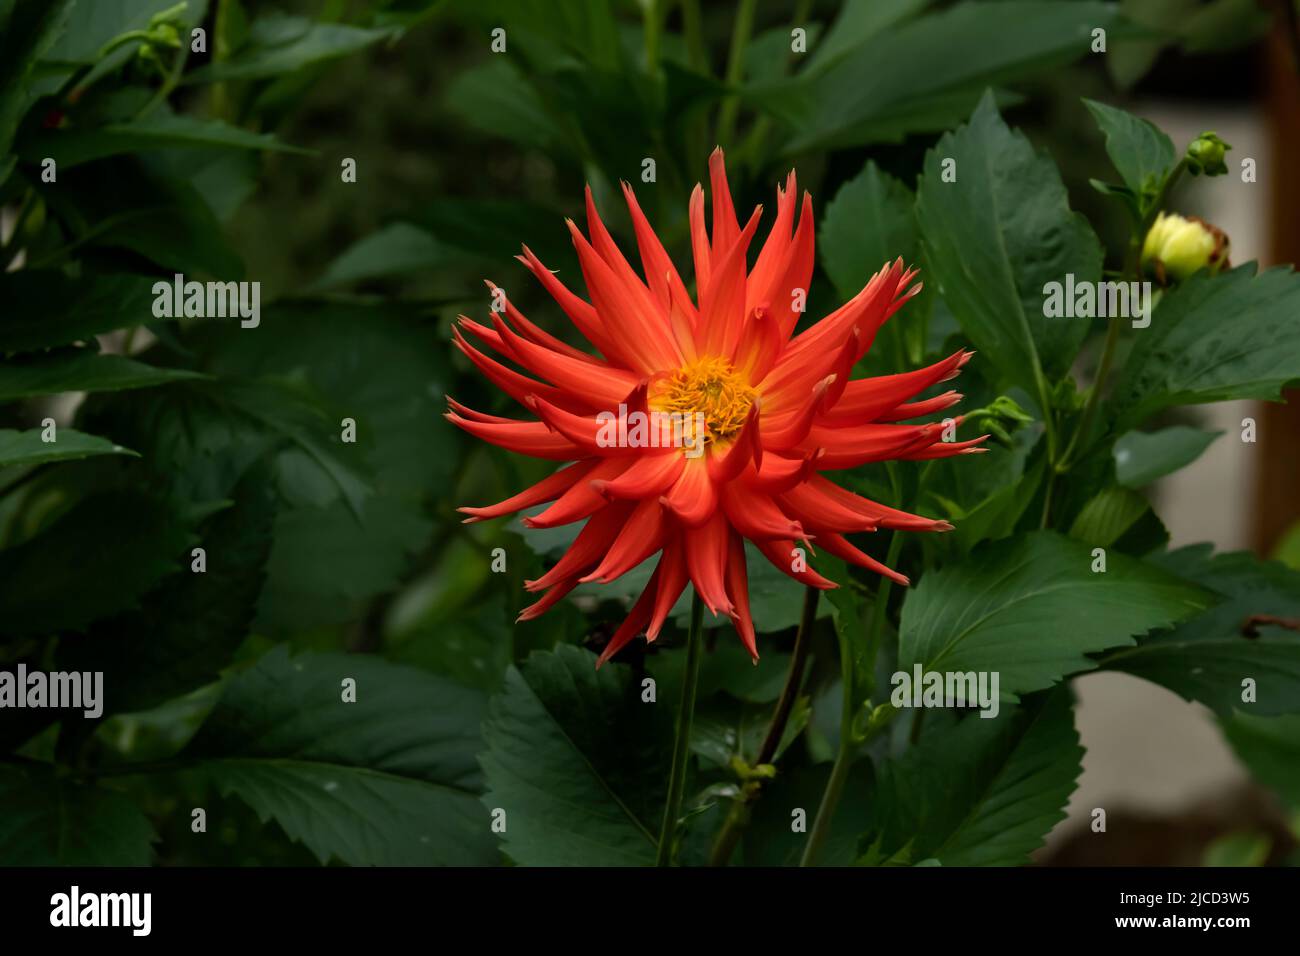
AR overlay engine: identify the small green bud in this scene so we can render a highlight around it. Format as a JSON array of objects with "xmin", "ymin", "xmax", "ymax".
[
  {"xmin": 1141, "ymin": 212, "xmax": 1230, "ymax": 283},
  {"xmin": 965, "ymin": 395, "xmax": 1035, "ymax": 448},
  {"xmin": 151, "ymin": 22, "xmax": 182, "ymax": 49},
  {"xmin": 1186, "ymin": 131, "xmax": 1230, "ymax": 176}
]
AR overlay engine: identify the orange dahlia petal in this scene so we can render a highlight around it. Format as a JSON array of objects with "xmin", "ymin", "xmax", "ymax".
[
  {"xmin": 724, "ymin": 529, "xmax": 757, "ymax": 659},
  {"xmin": 459, "ymin": 459, "xmax": 600, "ymax": 523},
  {"xmin": 524, "ymin": 457, "xmax": 630, "ymax": 528},
  {"xmin": 647, "ymin": 535, "xmax": 689, "ymax": 642},
  {"xmin": 592, "ymin": 451, "xmax": 685, "ymax": 501},
  {"xmin": 660, "ymin": 456, "xmax": 718, "ymax": 527},
  {"xmin": 685, "ymin": 509, "xmax": 733, "ymax": 615},
  {"xmin": 596, "ymin": 564, "xmax": 660, "ymax": 667},
  {"xmin": 581, "ymin": 497, "xmax": 668, "ymax": 584},
  {"xmin": 446, "ymin": 410, "xmax": 583, "ymax": 461},
  {"xmin": 568, "ymin": 220, "xmax": 681, "ymax": 373},
  {"xmin": 488, "ymin": 314, "xmax": 639, "ymax": 409}
]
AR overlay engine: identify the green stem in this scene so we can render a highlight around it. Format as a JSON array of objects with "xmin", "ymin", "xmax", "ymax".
[
  {"xmin": 134, "ymin": 41, "xmax": 190, "ymax": 120},
  {"xmin": 680, "ymin": 0, "xmax": 710, "ymax": 74},
  {"xmin": 736, "ymin": 0, "xmax": 812, "ymax": 171},
  {"xmin": 1057, "ymin": 160, "xmax": 1187, "ymax": 473},
  {"xmin": 866, "ymin": 534, "xmax": 902, "ymax": 678},
  {"xmin": 707, "ymin": 585, "xmax": 820, "ymax": 867},
  {"xmin": 755, "ymin": 585, "xmax": 819, "ymax": 764},
  {"xmin": 715, "ymin": 0, "xmax": 758, "ymax": 148},
  {"xmin": 656, "ymin": 590, "xmax": 706, "ymax": 866},
  {"xmin": 800, "ymin": 612, "xmax": 857, "ymax": 867},
  {"xmin": 909, "ymin": 706, "xmax": 926, "ymax": 746},
  {"xmin": 642, "ymin": 0, "xmax": 662, "ymax": 73},
  {"xmin": 1039, "ymin": 469, "xmax": 1056, "ymax": 529},
  {"xmin": 801, "ymin": 519, "xmax": 903, "ymax": 866},
  {"xmin": 98, "ymin": 30, "xmax": 154, "ymax": 58},
  {"xmin": 1059, "ymin": 292, "xmax": 1124, "ymax": 469},
  {"xmin": 210, "ymin": 0, "xmax": 238, "ymax": 122}
]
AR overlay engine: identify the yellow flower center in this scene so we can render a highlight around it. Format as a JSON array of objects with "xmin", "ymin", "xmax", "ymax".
[{"xmin": 652, "ymin": 357, "xmax": 756, "ymax": 444}]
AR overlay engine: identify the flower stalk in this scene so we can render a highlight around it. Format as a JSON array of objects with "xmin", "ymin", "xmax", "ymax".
[
  {"xmin": 656, "ymin": 589, "xmax": 706, "ymax": 866},
  {"xmin": 707, "ymin": 584, "xmax": 820, "ymax": 866},
  {"xmin": 800, "ymin": 529, "xmax": 902, "ymax": 866}
]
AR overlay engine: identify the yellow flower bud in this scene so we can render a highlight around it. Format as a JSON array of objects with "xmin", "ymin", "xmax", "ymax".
[{"xmin": 1141, "ymin": 212, "xmax": 1230, "ymax": 283}]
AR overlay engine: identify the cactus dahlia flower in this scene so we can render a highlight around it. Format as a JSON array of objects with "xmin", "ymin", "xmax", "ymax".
[{"xmin": 448, "ymin": 149, "xmax": 984, "ymax": 665}]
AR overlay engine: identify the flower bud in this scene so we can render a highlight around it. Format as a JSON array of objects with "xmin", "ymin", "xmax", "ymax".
[
  {"xmin": 1186, "ymin": 132, "xmax": 1230, "ymax": 176},
  {"xmin": 1141, "ymin": 212, "xmax": 1230, "ymax": 283}
]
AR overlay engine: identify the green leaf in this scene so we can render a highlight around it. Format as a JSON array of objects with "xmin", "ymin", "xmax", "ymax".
[
  {"xmin": 1109, "ymin": 0, "xmax": 1270, "ymax": 89},
  {"xmin": 80, "ymin": 376, "xmax": 373, "ymax": 517},
  {"xmin": 760, "ymin": 2, "xmax": 1121, "ymax": 151},
  {"xmin": 1274, "ymin": 520, "xmax": 1300, "ymax": 572},
  {"xmin": 1109, "ymin": 264, "xmax": 1300, "ymax": 431},
  {"xmin": 414, "ymin": 197, "xmax": 578, "ymax": 275},
  {"xmin": 200, "ymin": 303, "xmax": 453, "ymax": 629},
  {"xmin": 388, "ymin": 598, "xmax": 513, "ymax": 693},
  {"xmin": 745, "ymin": 25, "xmax": 824, "ymax": 86},
  {"xmin": 1068, "ymin": 486, "xmax": 1150, "ymax": 549},
  {"xmin": 480, "ymin": 644, "xmax": 671, "ymax": 866},
  {"xmin": 647, "ymin": 638, "xmax": 793, "ymax": 707},
  {"xmin": 0, "ymin": 490, "xmax": 191, "ymax": 638},
  {"xmin": 57, "ymin": 471, "xmax": 276, "ymax": 717},
  {"xmin": 19, "ymin": 113, "xmax": 310, "ymax": 168},
  {"xmin": 920, "ymin": 426, "xmax": 1042, "ymax": 556},
  {"xmin": 691, "ymin": 695, "xmax": 809, "ymax": 769},
  {"xmin": 1114, "ymin": 425, "xmax": 1221, "ymax": 488},
  {"xmin": 0, "ymin": 272, "xmax": 161, "ymax": 352},
  {"xmin": 181, "ymin": 645, "xmax": 497, "ymax": 866},
  {"xmin": 1101, "ymin": 546, "xmax": 1300, "ymax": 715},
  {"xmin": 804, "ymin": 0, "xmax": 929, "ymax": 75},
  {"xmin": 1082, "ymin": 98, "xmax": 1177, "ymax": 207},
  {"xmin": 306, "ymin": 222, "xmax": 446, "ymax": 291},
  {"xmin": 0, "ymin": 764, "xmax": 155, "ymax": 865},
  {"xmin": 185, "ymin": 15, "xmax": 396, "ymax": 82},
  {"xmin": 916, "ymin": 92, "xmax": 1103, "ymax": 406},
  {"xmin": 1221, "ymin": 711, "xmax": 1300, "ymax": 808},
  {"xmin": 820, "ymin": 160, "xmax": 917, "ymax": 302},
  {"xmin": 744, "ymin": 761, "xmax": 874, "ymax": 866},
  {"xmin": 43, "ymin": 158, "xmax": 244, "ymax": 279},
  {"xmin": 898, "ymin": 531, "xmax": 1209, "ymax": 700},
  {"xmin": 0, "ymin": 0, "xmax": 73, "ymax": 165},
  {"xmin": 0, "ymin": 427, "xmax": 135, "ymax": 467},
  {"xmin": 444, "ymin": 58, "xmax": 566, "ymax": 154},
  {"xmin": 0, "ymin": 347, "xmax": 203, "ymax": 402},
  {"xmin": 823, "ymin": 560, "xmax": 877, "ymax": 721},
  {"xmin": 255, "ymin": 495, "xmax": 429, "ymax": 633},
  {"xmin": 203, "ymin": 304, "xmax": 453, "ymax": 496},
  {"xmin": 211, "ymin": 379, "xmax": 373, "ymax": 518},
  {"xmin": 450, "ymin": 0, "xmax": 622, "ymax": 72},
  {"xmin": 858, "ymin": 689, "xmax": 1082, "ymax": 866}
]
